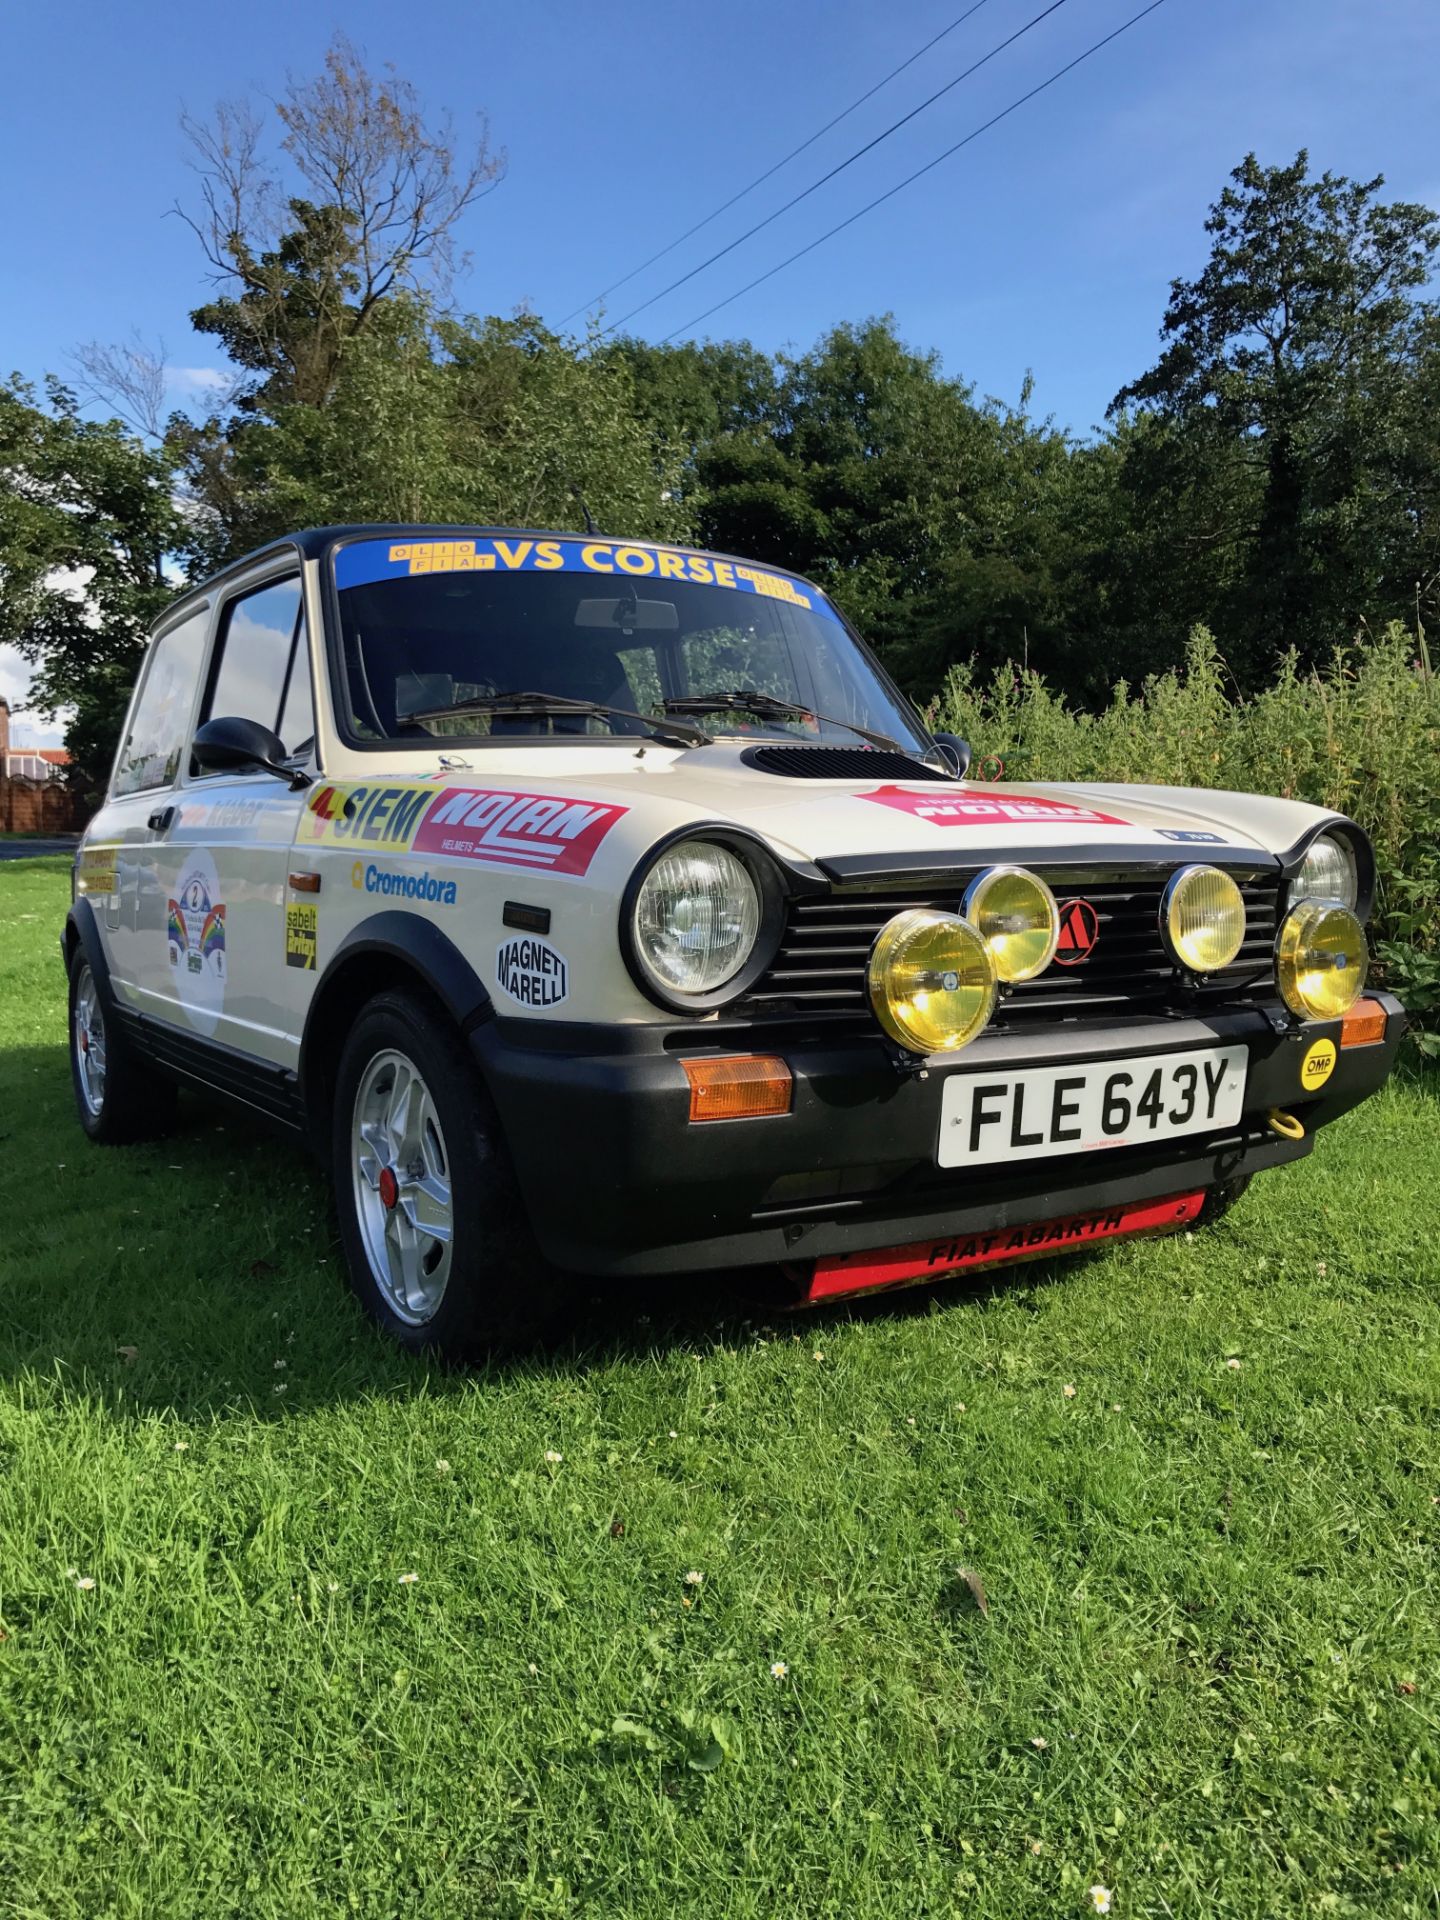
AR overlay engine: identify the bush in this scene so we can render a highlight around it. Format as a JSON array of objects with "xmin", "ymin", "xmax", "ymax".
[{"xmin": 927, "ymin": 624, "xmax": 1440, "ymax": 1051}]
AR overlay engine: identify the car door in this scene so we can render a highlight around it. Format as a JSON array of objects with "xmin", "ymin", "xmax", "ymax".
[
  {"xmin": 105, "ymin": 601, "xmax": 213, "ymax": 1007},
  {"xmin": 148, "ymin": 566, "xmax": 317, "ymax": 1068}
]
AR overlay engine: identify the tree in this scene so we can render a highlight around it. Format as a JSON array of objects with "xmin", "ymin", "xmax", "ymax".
[
  {"xmin": 0, "ymin": 377, "xmax": 186, "ymax": 800},
  {"xmin": 179, "ymin": 34, "xmax": 505, "ymax": 413},
  {"xmin": 1111, "ymin": 152, "xmax": 1440, "ymax": 675}
]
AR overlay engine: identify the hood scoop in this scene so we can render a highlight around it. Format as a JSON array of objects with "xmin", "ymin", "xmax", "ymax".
[{"xmin": 739, "ymin": 744, "xmax": 954, "ymax": 782}]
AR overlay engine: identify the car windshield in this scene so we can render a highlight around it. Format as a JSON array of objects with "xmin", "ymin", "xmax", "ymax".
[{"xmin": 330, "ymin": 534, "xmax": 930, "ymax": 752}]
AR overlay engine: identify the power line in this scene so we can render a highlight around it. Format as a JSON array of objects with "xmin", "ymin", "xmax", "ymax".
[
  {"xmin": 596, "ymin": 0, "xmax": 1075, "ymax": 341},
  {"xmin": 661, "ymin": 0, "xmax": 1171, "ymax": 345},
  {"xmin": 558, "ymin": 0, "xmax": 1000, "ymax": 327}
]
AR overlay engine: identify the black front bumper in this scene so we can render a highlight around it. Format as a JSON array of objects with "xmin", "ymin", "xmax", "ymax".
[{"xmin": 473, "ymin": 995, "xmax": 1407, "ymax": 1277}]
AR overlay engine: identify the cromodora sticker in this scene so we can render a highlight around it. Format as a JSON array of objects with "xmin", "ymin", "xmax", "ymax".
[
  {"xmin": 285, "ymin": 901, "xmax": 318, "ymax": 971},
  {"xmin": 495, "ymin": 935, "xmax": 568, "ymax": 1009},
  {"xmin": 167, "ymin": 851, "xmax": 226, "ymax": 1033}
]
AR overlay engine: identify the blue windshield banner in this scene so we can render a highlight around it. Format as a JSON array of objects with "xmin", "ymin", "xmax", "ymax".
[{"xmin": 332, "ymin": 534, "xmax": 831, "ymax": 616}]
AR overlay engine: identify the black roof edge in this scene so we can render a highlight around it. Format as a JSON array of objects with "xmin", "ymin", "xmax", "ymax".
[{"xmin": 162, "ymin": 524, "xmax": 829, "ymax": 624}]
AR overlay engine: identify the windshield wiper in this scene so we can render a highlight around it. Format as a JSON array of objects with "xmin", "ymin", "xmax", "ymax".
[
  {"xmin": 661, "ymin": 688, "xmax": 904, "ymax": 752},
  {"xmin": 406, "ymin": 689, "xmax": 711, "ymax": 748}
]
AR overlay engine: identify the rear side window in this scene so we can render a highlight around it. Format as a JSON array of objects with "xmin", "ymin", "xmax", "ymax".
[
  {"xmin": 112, "ymin": 607, "xmax": 208, "ymax": 797},
  {"xmin": 204, "ymin": 577, "xmax": 304, "ymax": 744}
]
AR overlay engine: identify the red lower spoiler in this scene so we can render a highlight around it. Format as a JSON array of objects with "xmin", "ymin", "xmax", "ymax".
[{"xmin": 798, "ymin": 1191, "xmax": 1206, "ymax": 1304}]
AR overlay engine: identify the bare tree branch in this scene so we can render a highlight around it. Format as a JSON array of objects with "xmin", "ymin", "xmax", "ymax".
[{"xmin": 71, "ymin": 332, "xmax": 170, "ymax": 439}]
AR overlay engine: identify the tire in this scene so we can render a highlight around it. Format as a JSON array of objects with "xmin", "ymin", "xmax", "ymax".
[
  {"xmin": 68, "ymin": 948, "xmax": 178, "ymax": 1145},
  {"xmin": 1195, "ymin": 1175, "xmax": 1253, "ymax": 1229},
  {"xmin": 332, "ymin": 990, "xmax": 574, "ymax": 1359}
]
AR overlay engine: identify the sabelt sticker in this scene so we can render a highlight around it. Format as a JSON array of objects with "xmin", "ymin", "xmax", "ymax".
[
  {"xmin": 1301, "ymin": 1036, "xmax": 1337, "ymax": 1089},
  {"xmin": 413, "ymin": 789, "xmax": 626, "ymax": 876},
  {"xmin": 861, "ymin": 787, "xmax": 1129, "ymax": 828},
  {"xmin": 495, "ymin": 934, "xmax": 568, "ymax": 1009},
  {"xmin": 300, "ymin": 782, "xmax": 627, "ymax": 879},
  {"xmin": 167, "ymin": 850, "xmax": 226, "ymax": 1033},
  {"xmin": 285, "ymin": 901, "xmax": 318, "ymax": 971}
]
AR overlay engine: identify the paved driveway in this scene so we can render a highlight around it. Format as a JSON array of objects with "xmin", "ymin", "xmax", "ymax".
[{"xmin": 0, "ymin": 838, "xmax": 78, "ymax": 861}]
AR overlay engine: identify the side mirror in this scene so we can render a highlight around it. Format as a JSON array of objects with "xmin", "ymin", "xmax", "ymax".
[
  {"xmin": 931, "ymin": 732, "xmax": 972, "ymax": 779},
  {"xmin": 192, "ymin": 715, "xmax": 310, "ymax": 789}
]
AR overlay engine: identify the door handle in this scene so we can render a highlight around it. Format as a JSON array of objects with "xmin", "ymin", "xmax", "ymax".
[{"xmin": 147, "ymin": 806, "xmax": 175, "ymax": 833}]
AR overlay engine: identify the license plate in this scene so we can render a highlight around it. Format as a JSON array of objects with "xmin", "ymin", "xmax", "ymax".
[{"xmin": 938, "ymin": 1044, "xmax": 1248, "ymax": 1169}]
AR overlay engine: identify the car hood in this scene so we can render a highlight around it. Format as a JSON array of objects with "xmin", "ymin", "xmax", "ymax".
[{"xmin": 418, "ymin": 747, "xmax": 1329, "ymax": 872}]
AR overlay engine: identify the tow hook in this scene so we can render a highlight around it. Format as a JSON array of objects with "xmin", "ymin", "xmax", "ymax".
[{"xmin": 1266, "ymin": 1108, "xmax": 1306, "ymax": 1141}]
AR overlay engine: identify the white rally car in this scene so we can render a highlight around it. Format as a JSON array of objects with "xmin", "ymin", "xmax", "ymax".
[{"xmin": 65, "ymin": 527, "xmax": 1404, "ymax": 1355}]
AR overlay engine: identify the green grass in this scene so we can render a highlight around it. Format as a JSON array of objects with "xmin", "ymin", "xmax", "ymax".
[{"xmin": 2, "ymin": 856, "xmax": 1438, "ymax": 1919}]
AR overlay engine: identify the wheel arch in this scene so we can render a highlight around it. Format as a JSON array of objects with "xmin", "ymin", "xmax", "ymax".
[{"xmin": 300, "ymin": 910, "xmax": 494, "ymax": 1140}]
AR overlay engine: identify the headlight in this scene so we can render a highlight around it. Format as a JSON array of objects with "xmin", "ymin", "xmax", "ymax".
[
  {"xmin": 1288, "ymin": 832, "xmax": 1357, "ymax": 911},
  {"xmin": 962, "ymin": 866, "xmax": 1059, "ymax": 982},
  {"xmin": 1276, "ymin": 901, "xmax": 1368, "ymax": 1020},
  {"xmin": 867, "ymin": 909, "xmax": 997, "ymax": 1055},
  {"xmin": 1161, "ymin": 865, "xmax": 1247, "ymax": 973},
  {"xmin": 632, "ymin": 839, "xmax": 761, "ymax": 995}
]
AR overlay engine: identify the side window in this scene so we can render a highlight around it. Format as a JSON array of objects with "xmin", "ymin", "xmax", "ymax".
[
  {"xmin": 112, "ymin": 608, "xmax": 208, "ymax": 797},
  {"xmin": 204, "ymin": 577, "xmax": 303, "ymax": 738},
  {"xmin": 277, "ymin": 621, "xmax": 315, "ymax": 758}
]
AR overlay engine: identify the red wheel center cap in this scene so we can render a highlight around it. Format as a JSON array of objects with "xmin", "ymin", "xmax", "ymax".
[{"xmin": 378, "ymin": 1166, "xmax": 400, "ymax": 1211}]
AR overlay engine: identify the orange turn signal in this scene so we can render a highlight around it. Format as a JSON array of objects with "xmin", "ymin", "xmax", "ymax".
[
  {"xmin": 683, "ymin": 1055, "xmax": 792, "ymax": 1122},
  {"xmin": 1340, "ymin": 996, "xmax": 1387, "ymax": 1048}
]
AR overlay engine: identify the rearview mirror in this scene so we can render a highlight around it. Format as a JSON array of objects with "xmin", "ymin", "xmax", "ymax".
[
  {"xmin": 192, "ymin": 715, "xmax": 310, "ymax": 789},
  {"xmin": 931, "ymin": 732, "xmax": 972, "ymax": 779}
]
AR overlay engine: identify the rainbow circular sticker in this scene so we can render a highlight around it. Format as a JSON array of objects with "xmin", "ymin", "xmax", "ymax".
[{"xmin": 1300, "ymin": 1036, "xmax": 1337, "ymax": 1090}]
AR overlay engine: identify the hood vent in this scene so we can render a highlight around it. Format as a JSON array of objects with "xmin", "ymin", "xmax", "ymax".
[{"xmin": 740, "ymin": 745, "xmax": 954, "ymax": 782}]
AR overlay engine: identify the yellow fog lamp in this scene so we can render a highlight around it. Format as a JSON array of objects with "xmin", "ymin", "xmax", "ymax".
[
  {"xmin": 1276, "ymin": 901, "xmax": 1368, "ymax": 1020},
  {"xmin": 866, "ymin": 909, "xmax": 997, "ymax": 1055},
  {"xmin": 962, "ymin": 866, "xmax": 1059, "ymax": 983},
  {"xmin": 1161, "ymin": 865, "xmax": 1247, "ymax": 973}
]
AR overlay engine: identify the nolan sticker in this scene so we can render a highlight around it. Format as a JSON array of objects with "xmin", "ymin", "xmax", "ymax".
[
  {"xmin": 167, "ymin": 851, "xmax": 226, "ymax": 1035},
  {"xmin": 495, "ymin": 935, "xmax": 568, "ymax": 1009},
  {"xmin": 352, "ymin": 862, "xmax": 457, "ymax": 905},
  {"xmin": 301, "ymin": 781, "xmax": 627, "ymax": 879},
  {"xmin": 413, "ymin": 789, "xmax": 626, "ymax": 876},
  {"xmin": 861, "ymin": 787, "xmax": 1129, "ymax": 828},
  {"xmin": 1301, "ymin": 1036, "xmax": 1337, "ymax": 1088},
  {"xmin": 285, "ymin": 901, "xmax": 318, "ymax": 970},
  {"xmin": 1053, "ymin": 899, "xmax": 1100, "ymax": 964}
]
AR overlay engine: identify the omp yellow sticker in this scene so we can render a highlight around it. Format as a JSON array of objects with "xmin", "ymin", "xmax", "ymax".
[
  {"xmin": 77, "ymin": 846, "xmax": 118, "ymax": 895},
  {"xmin": 1300, "ymin": 1036, "xmax": 1337, "ymax": 1089},
  {"xmin": 285, "ymin": 902, "xmax": 318, "ymax": 971}
]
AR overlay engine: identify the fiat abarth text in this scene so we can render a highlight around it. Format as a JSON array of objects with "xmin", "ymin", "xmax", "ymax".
[{"xmin": 63, "ymin": 526, "xmax": 1405, "ymax": 1356}]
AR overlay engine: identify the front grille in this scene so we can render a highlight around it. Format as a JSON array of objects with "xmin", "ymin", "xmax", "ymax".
[{"xmin": 739, "ymin": 866, "xmax": 1281, "ymax": 1030}]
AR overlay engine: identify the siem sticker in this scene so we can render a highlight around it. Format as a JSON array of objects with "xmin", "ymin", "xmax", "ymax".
[
  {"xmin": 413, "ymin": 789, "xmax": 627, "ymax": 876},
  {"xmin": 861, "ymin": 787, "xmax": 1129, "ymax": 828},
  {"xmin": 495, "ymin": 935, "xmax": 569, "ymax": 1009},
  {"xmin": 285, "ymin": 901, "xmax": 318, "ymax": 971}
]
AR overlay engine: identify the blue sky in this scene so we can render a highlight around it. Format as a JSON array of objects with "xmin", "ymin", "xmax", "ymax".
[{"xmin": 3, "ymin": 0, "xmax": 1437, "ymax": 741}]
